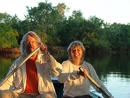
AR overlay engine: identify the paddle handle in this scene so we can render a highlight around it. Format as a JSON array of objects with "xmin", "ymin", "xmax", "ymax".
[
  {"xmin": 79, "ymin": 67, "xmax": 111, "ymax": 98},
  {"xmin": 87, "ymin": 74, "xmax": 100, "ymax": 88},
  {"xmin": 0, "ymin": 47, "xmax": 40, "ymax": 87},
  {"xmin": 87, "ymin": 74, "xmax": 111, "ymax": 98}
]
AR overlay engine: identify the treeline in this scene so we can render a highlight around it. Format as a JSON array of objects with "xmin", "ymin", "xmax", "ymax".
[{"xmin": 0, "ymin": 1, "xmax": 130, "ymax": 53}]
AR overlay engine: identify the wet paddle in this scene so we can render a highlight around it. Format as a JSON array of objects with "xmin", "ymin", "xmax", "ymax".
[
  {"xmin": 79, "ymin": 67, "xmax": 111, "ymax": 98},
  {"xmin": 0, "ymin": 47, "xmax": 40, "ymax": 87}
]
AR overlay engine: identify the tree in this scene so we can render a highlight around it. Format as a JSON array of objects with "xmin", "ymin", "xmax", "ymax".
[
  {"xmin": 84, "ymin": 16, "xmax": 110, "ymax": 51},
  {"xmin": 0, "ymin": 13, "xmax": 19, "ymax": 48},
  {"xmin": 106, "ymin": 23, "xmax": 130, "ymax": 50},
  {"xmin": 24, "ymin": 2, "xmax": 69, "ymax": 45}
]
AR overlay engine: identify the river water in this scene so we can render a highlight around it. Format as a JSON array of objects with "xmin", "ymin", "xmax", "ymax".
[{"xmin": 0, "ymin": 53, "xmax": 130, "ymax": 98}]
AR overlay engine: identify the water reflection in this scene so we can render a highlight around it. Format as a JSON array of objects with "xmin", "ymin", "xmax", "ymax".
[
  {"xmin": 85, "ymin": 53, "xmax": 130, "ymax": 78},
  {"xmin": 84, "ymin": 53, "xmax": 130, "ymax": 98},
  {"xmin": 0, "ymin": 53, "xmax": 130, "ymax": 98}
]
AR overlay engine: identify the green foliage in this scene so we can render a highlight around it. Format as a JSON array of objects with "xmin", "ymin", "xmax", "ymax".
[
  {"xmin": 0, "ymin": 13, "xmax": 19, "ymax": 48},
  {"xmin": 0, "ymin": 28, "xmax": 18, "ymax": 48},
  {"xmin": 25, "ymin": 2, "xmax": 66, "ymax": 45},
  {"xmin": 0, "ymin": 1, "xmax": 130, "ymax": 52},
  {"xmin": 0, "ymin": 58, "xmax": 13, "ymax": 78},
  {"xmin": 106, "ymin": 23, "xmax": 130, "ymax": 50}
]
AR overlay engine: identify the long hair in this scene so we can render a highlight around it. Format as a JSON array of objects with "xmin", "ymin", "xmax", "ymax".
[
  {"xmin": 67, "ymin": 41, "xmax": 86, "ymax": 62},
  {"xmin": 20, "ymin": 31, "xmax": 41, "ymax": 56}
]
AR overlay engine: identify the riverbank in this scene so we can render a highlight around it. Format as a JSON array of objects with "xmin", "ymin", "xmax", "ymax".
[
  {"xmin": 0, "ymin": 46, "xmax": 67, "ymax": 53},
  {"xmin": 0, "ymin": 47, "xmax": 20, "ymax": 53},
  {"xmin": 0, "ymin": 46, "xmax": 129, "ymax": 57},
  {"xmin": 0, "ymin": 46, "xmax": 67, "ymax": 59}
]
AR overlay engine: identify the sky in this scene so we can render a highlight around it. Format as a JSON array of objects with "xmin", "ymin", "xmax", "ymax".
[{"xmin": 0, "ymin": 0, "xmax": 130, "ymax": 24}]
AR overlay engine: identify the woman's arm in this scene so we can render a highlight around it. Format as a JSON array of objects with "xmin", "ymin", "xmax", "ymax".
[{"xmin": 58, "ymin": 61, "xmax": 80, "ymax": 83}]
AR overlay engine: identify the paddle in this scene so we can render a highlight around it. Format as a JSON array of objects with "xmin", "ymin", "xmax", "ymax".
[
  {"xmin": 0, "ymin": 47, "xmax": 40, "ymax": 87},
  {"xmin": 79, "ymin": 67, "xmax": 111, "ymax": 98}
]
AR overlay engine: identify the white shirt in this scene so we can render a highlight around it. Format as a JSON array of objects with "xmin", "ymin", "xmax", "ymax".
[
  {"xmin": 0, "ymin": 51, "xmax": 62, "ymax": 98},
  {"xmin": 58, "ymin": 60, "xmax": 113, "ymax": 98}
]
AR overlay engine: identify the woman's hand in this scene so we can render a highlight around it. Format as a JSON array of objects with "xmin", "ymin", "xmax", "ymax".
[
  {"xmin": 78, "ymin": 67, "xmax": 88, "ymax": 78},
  {"xmin": 82, "ymin": 68, "xmax": 88, "ymax": 78}
]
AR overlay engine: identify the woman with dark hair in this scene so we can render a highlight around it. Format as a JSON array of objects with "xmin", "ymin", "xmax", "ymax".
[
  {"xmin": 58, "ymin": 41, "xmax": 113, "ymax": 98},
  {"xmin": 0, "ymin": 31, "xmax": 62, "ymax": 98}
]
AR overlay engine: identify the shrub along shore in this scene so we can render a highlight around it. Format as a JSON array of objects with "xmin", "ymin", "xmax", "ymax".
[
  {"xmin": 0, "ymin": 46, "xmax": 129, "ymax": 59},
  {"xmin": 0, "ymin": 46, "xmax": 67, "ymax": 54}
]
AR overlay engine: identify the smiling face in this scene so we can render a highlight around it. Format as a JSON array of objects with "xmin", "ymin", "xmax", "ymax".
[
  {"xmin": 25, "ymin": 35, "xmax": 39, "ymax": 54},
  {"xmin": 67, "ymin": 41, "xmax": 85, "ymax": 65},
  {"xmin": 70, "ymin": 46, "xmax": 83, "ymax": 62}
]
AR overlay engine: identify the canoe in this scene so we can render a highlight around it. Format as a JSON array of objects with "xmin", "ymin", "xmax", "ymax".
[{"xmin": 52, "ymin": 77, "xmax": 101, "ymax": 98}]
